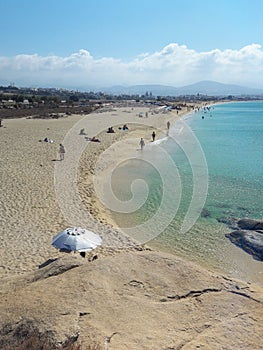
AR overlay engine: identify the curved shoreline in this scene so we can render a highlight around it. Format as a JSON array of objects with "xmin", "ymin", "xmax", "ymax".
[
  {"xmin": 77, "ymin": 102, "xmax": 263, "ymax": 286},
  {"xmin": 0, "ymin": 103, "xmax": 197, "ymax": 277},
  {"xmin": 3, "ymin": 100, "xmax": 258, "ymax": 283},
  {"xmin": 77, "ymin": 105, "xmax": 196, "ymax": 230}
]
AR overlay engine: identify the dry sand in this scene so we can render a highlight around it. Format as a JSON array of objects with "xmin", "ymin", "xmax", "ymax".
[{"xmin": 0, "ymin": 104, "xmax": 188, "ymax": 277}]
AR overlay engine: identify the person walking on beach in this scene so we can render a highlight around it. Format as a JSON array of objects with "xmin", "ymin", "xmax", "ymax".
[
  {"xmin": 167, "ymin": 121, "xmax": 171, "ymax": 135},
  {"xmin": 139, "ymin": 138, "xmax": 145, "ymax": 150},
  {"xmin": 58, "ymin": 143, "xmax": 65, "ymax": 160},
  {"xmin": 152, "ymin": 131, "xmax": 156, "ymax": 142}
]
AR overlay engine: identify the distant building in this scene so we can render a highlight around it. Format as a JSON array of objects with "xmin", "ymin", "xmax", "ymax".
[
  {"xmin": 22, "ymin": 99, "xmax": 30, "ymax": 108},
  {"xmin": 2, "ymin": 99, "xmax": 16, "ymax": 108}
]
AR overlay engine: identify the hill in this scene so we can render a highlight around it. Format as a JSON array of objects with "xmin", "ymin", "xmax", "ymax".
[{"xmin": 100, "ymin": 80, "xmax": 263, "ymax": 97}]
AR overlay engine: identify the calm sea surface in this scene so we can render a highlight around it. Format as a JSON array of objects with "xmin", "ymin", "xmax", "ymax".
[{"xmin": 111, "ymin": 101, "xmax": 263, "ymax": 284}]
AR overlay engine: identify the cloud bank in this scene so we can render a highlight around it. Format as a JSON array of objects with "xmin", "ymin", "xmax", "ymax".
[{"xmin": 1, "ymin": 43, "xmax": 263, "ymax": 89}]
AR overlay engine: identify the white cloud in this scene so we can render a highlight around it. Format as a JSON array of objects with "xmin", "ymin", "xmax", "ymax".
[{"xmin": 1, "ymin": 43, "xmax": 263, "ymax": 89}]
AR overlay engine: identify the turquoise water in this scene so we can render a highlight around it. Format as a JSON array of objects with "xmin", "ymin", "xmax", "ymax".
[
  {"xmin": 111, "ymin": 101, "xmax": 263, "ymax": 283},
  {"xmin": 186, "ymin": 102, "xmax": 263, "ymax": 220}
]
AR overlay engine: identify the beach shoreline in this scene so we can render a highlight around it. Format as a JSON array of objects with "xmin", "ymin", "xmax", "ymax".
[
  {"xmin": 77, "ymin": 106, "xmax": 189, "ymax": 229},
  {"xmin": 0, "ymin": 103, "xmax": 198, "ymax": 278},
  {"xmin": 77, "ymin": 101, "xmax": 263, "ymax": 286},
  {"xmin": 1, "ymin": 100, "xmax": 261, "ymax": 284}
]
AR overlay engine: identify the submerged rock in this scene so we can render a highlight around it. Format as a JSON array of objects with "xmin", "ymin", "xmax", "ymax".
[
  {"xmin": 226, "ymin": 229, "xmax": 263, "ymax": 261},
  {"xmin": 201, "ymin": 208, "xmax": 211, "ymax": 218},
  {"xmin": 217, "ymin": 216, "xmax": 238, "ymax": 229}
]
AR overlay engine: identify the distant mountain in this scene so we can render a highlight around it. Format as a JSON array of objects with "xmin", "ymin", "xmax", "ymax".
[
  {"xmin": 100, "ymin": 81, "xmax": 263, "ymax": 97},
  {"xmin": 101, "ymin": 84, "xmax": 178, "ymax": 96},
  {"xmin": 175, "ymin": 81, "xmax": 263, "ymax": 96}
]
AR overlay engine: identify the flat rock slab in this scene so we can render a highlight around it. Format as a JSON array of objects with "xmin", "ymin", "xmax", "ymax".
[{"xmin": 1, "ymin": 250, "xmax": 262, "ymax": 349}]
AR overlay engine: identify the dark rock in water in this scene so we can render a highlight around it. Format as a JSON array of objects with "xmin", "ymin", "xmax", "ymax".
[
  {"xmin": 225, "ymin": 230, "xmax": 263, "ymax": 261},
  {"xmin": 237, "ymin": 218, "xmax": 263, "ymax": 231},
  {"xmin": 215, "ymin": 203, "xmax": 232, "ymax": 209},
  {"xmin": 201, "ymin": 208, "xmax": 211, "ymax": 218},
  {"xmin": 217, "ymin": 217, "xmax": 238, "ymax": 229}
]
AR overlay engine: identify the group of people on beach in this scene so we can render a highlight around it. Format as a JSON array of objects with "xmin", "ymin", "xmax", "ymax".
[
  {"xmin": 57, "ymin": 120, "xmax": 171, "ymax": 160},
  {"xmin": 139, "ymin": 120, "xmax": 170, "ymax": 150},
  {"xmin": 108, "ymin": 124, "xmax": 129, "ymax": 132},
  {"xmin": 107, "ymin": 126, "xmax": 115, "ymax": 133},
  {"xmin": 139, "ymin": 130, "xmax": 155, "ymax": 150}
]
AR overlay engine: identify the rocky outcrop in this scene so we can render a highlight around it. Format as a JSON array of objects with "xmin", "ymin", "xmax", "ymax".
[
  {"xmin": 0, "ymin": 250, "xmax": 262, "ymax": 350},
  {"xmin": 226, "ymin": 230, "xmax": 263, "ymax": 261},
  {"xmin": 226, "ymin": 219, "xmax": 263, "ymax": 261}
]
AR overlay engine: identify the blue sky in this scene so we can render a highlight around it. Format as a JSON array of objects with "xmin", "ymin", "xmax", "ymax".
[{"xmin": 1, "ymin": 0, "xmax": 263, "ymax": 89}]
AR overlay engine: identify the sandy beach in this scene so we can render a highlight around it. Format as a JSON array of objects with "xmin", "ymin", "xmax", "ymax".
[{"xmin": 0, "ymin": 104, "xmax": 189, "ymax": 277}]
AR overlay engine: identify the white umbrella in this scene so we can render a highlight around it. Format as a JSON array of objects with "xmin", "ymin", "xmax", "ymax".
[{"xmin": 52, "ymin": 227, "xmax": 102, "ymax": 252}]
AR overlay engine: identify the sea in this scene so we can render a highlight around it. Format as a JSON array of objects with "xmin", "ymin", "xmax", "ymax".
[{"xmin": 110, "ymin": 101, "xmax": 263, "ymax": 284}]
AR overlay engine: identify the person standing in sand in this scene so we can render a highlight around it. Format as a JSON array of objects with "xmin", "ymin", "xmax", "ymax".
[
  {"xmin": 152, "ymin": 131, "xmax": 156, "ymax": 142},
  {"xmin": 58, "ymin": 143, "xmax": 65, "ymax": 160},
  {"xmin": 139, "ymin": 138, "xmax": 145, "ymax": 150},
  {"xmin": 167, "ymin": 121, "xmax": 171, "ymax": 135}
]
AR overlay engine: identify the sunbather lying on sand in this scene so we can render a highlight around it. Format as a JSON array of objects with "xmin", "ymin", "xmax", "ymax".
[{"xmin": 85, "ymin": 136, "xmax": 101, "ymax": 142}]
